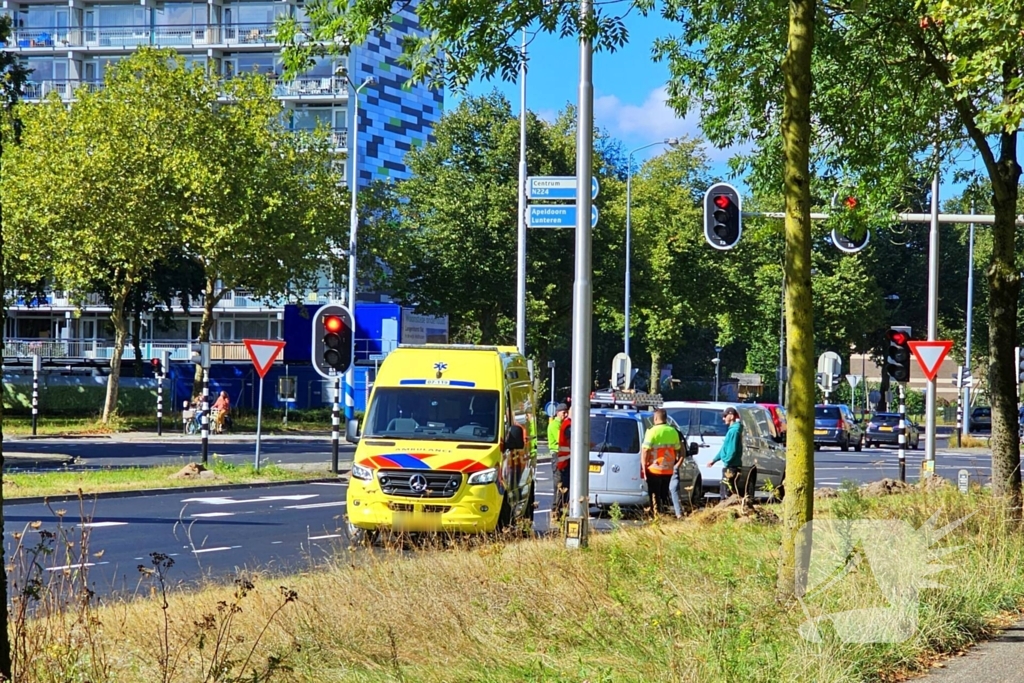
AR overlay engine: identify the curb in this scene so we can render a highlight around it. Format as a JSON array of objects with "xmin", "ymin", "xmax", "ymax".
[{"xmin": 5, "ymin": 474, "xmax": 350, "ymax": 507}]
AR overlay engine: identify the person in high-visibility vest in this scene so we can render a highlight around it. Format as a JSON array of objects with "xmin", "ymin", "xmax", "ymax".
[
  {"xmin": 547, "ymin": 403, "xmax": 568, "ymax": 475},
  {"xmin": 642, "ymin": 408, "xmax": 680, "ymax": 516},
  {"xmin": 554, "ymin": 411, "xmax": 572, "ymax": 519}
]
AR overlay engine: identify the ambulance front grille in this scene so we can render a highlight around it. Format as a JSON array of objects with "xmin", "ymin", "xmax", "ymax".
[{"xmin": 378, "ymin": 469, "xmax": 462, "ymax": 498}]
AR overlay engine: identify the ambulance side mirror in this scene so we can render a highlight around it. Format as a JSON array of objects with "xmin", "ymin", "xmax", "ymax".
[{"xmin": 346, "ymin": 418, "xmax": 361, "ymax": 444}]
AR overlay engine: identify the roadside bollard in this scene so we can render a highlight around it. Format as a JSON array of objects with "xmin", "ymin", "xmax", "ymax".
[{"xmin": 201, "ymin": 370, "xmax": 210, "ymax": 466}]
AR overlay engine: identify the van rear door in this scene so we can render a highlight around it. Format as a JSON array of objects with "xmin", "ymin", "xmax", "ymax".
[{"xmin": 588, "ymin": 415, "xmax": 644, "ymax": 495}]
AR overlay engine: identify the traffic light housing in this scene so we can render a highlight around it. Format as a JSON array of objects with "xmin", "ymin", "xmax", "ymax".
[
  {"xmin": 703, "ymin": 182, "xmax": 742, "ymax": 250},
  {"xmin": 312, "ymin": 304, "xmax": 354, "ymax": 378},
  {"xmin": 150, "ymin": 357, "xmax": 162, "ymax": 377},
  {"xmin": 150, "ymin": 350, "xmax": 169, "ymax": 378},
  {"xmin": 886, "ymin": 327, "xmax": 912, "ymax": 383}
]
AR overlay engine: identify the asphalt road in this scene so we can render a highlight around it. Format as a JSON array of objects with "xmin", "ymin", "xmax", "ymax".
[{"xmin": 2, "ymin": 439, "xmax": 994, "ymax": 599}]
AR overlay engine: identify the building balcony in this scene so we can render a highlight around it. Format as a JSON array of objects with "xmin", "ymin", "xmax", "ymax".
[{"xmin": 3, "ymin": 22, "xmax": 306, "ymax": 53}]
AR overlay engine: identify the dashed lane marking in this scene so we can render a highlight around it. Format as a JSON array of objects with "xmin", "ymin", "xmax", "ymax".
[
  {"xmin": 190, "ymin": 512, "xmax": 236, "ymax": 518},
  {"xmin": 180, "ymin": 495, "xmax": 320, "ymax": 505},
  {"xmin": 308, "ymin": 534, "xmax": 343, "ymax": 540},
  {"xmin": 192, "ymin": 545, "xmax": 242, "ymax": 554},
  {"xmin": 47, "ymin": 562, "xmax": 109, "ymax": 572},
  {"xmin": 283, "ymin": 501, "xmax": 346, "ymax": 510},
  {"xmin": 79, "ymin": 521, "xmax": 128, "ymax": 529}
]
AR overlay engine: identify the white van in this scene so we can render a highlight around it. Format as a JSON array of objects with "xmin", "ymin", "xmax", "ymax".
[{"xmin": 662, "ymin": 401, "xmax": 786, "ymax": 499}]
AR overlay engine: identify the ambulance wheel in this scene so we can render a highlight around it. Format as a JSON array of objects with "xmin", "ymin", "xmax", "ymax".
[
  {"xmin": 526, "ymin": 482, "xmax": 536, "ymax": 522},
  {"xmin": 346, "ymin": 521, "xmax": 375, "ymax": 546},
  {"xmin": 496, "ymin": 494, "xmax": 514, "ymax": 532}
]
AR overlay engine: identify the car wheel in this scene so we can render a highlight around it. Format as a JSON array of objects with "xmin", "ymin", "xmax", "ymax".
[
  {"xmin": 854, "ymin": 435, "xmax": 863, "ymax": 453},
  {"xmin": 841, "ymin": 435, "xmax": 850, "ymax": 452}
]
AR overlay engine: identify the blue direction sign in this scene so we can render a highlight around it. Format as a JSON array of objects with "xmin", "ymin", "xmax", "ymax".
[
  {"xmin": 527, "ymin": 204, "xmax": 599, "ymax": 228},
  {"xmin": 527, "ymin": 176, "xmax": 599, "ymax": 201}
]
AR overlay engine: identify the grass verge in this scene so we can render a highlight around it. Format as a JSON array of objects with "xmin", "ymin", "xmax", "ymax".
[
  {"xmin": 4, "ymin": 413, "xmax": 333, "ymax": 436},
  {"xmin": 9, "ymin": 483, "xmax": 1024, "ymax": 682},
  {"xmin": 3, "ymin": 458, "xmax": 326, "ymax": 499}
]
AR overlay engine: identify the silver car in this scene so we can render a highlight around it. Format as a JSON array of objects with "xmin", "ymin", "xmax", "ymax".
[
  {"xmin": 662, "ymin": 401, "xmax": 787, "ymax": 500},
  {"xmin": 586, "ymin": 409, "xmax": 702, "ymax": 511}
]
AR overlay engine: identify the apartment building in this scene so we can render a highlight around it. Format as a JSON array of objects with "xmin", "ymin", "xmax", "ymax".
[{"xmin": 2, "ymin": 1, "xmax": 442, "ymax": 363}]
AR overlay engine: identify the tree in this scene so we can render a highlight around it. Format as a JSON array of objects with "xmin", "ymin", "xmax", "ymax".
[
  {"xmin": 5, "ymin": 50, "xmax": 200, "ymax": 422},
  {"xmin": 178, "ymin": 72, "xmax": 344, "ymax": 392}
]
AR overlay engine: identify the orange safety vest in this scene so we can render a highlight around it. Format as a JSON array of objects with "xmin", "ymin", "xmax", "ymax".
[
  {"xmin": 646, "ymin": 444, "xmax": 677, "ymax": 476},
  {"xmin": 556, "ymin": 417, "xmax": 572, "ymax": 471}
]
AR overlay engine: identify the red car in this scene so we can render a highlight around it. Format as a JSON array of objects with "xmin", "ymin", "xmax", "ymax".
[{"xmin": 759, "ymin": 403, "xmax": 787, "ymax": 441}]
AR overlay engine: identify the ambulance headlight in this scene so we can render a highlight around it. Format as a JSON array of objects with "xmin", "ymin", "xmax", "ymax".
[
  {"xmin": 351, "ymin": 463, "xmax": 374, "ymax": 481},
  {"xmin": 467, "ymin": 467, "xmax": 497, "ymax": 485}
]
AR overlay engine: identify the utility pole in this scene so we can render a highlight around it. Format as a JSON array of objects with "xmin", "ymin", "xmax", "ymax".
[
  {"xmin": 565, "ymin": 0, "xmax": 594, "ymax": 551},
  {"xmin": 515, "ymin": 28, "xmax": 528, "ymax": 355}
]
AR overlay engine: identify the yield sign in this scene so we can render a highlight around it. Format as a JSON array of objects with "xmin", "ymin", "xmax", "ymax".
[
  {"xmin": 908, "ymin": 340, "xmax": 953, "ymax": 382},
  {"xmin": 244, "ymin": 339, "xmax": 285, "ymax": 378}
]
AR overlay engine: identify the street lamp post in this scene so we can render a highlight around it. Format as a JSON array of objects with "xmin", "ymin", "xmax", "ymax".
[
  {"xmin": 713, "ymin": 346, "xmax": 723, "ymax": 401},
  {"xmin": 625, "ymin": 138, "xmax": 679, "ymax": 358},
  {"xmin": 341, "ymin": 69, "xmax": 374, "ymax": 420}
]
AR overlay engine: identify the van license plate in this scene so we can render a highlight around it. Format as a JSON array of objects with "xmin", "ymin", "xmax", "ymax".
[
  {"xmin": 589, "ymin": 464, "xmax": 602, "ymax": 473},
  {"xmin": 813, "ymin": 429, "xmax": 827, "ymax": 435}
]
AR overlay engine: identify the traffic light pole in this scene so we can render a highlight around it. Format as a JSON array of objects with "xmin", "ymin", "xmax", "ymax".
[
  {"xmin": 31, "ymin": 361, "xmax": 39, "ymax": 436},
  {"xmin": 898, "ymin": 383, "xmax": 906, "ymax": 483},
  {"xmin": 566, "ymin": 0, "xmax": 594, "ymax": 551},
  {"xmin": 331, "ymin": 376, "xmax": 340, "ymax": 475},
  {"xmin": 923, "ymin": 165, "xmax": 940, "ymax": 471},
  {"xmin": 157, "ymin": 374, "xmax": 163, "ymax": 437}
]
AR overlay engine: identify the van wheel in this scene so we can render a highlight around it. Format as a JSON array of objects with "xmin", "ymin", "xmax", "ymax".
[
  {"xmin": 526, "ymin": 482, "xmax": 536, "ymax": 522},
  {"xmin": 346, "ymin": 521, "xmax": 375, "ymax": 546},
  {"xmin": 686, "ymin": 473, "xmax": 704, "ymax": 510},
  {"xmin": 496, "ymin": 494, "xmax": 513, "ymax": 532}
]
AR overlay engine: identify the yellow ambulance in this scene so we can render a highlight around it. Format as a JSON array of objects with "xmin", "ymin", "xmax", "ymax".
[{"xmin": 345, "ymin": 344, "xmax": 537, "ymax": 538}]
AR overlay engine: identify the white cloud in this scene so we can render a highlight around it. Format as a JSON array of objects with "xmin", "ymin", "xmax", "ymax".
[{"xmin": 593, "ymin": 86, "xmax": 745, "ymax": 163}]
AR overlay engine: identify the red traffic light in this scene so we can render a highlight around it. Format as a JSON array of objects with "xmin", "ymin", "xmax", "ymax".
[
  {"xmin": 889, "ymin": 330, "xmax": 908, "ymax": 345},
  {"xmin": 150, "ymin": 358, "xmax": 160, "ymax": 367},
  {"xmin": 713, "ymin": 195, "xmax": 731, "ymax": 209},
  {"xmin": 324, "ymin": 315, "xmax": 344, "ymax": 333}
]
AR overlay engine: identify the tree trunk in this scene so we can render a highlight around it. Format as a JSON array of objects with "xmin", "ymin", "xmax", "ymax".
[
  {"xmin": 131, "ymin": 304, "xmax": 143, "ymax": 377},
  {"xmin": 986, "ymin": 132, "xmax": 1022, "ymax": 519},
  {"xmin": 192, "ymin": 277, "xmax": 219, "ymax": 397},
  {"xmin": 776, "ymin": 0, "xmax": 816, "ymax": 599},
  {"xmin": 0, "ymin": 173, "xmax": 12, "ymax": 682},
  {"xmin": 102, "ymin": 293, "xmax": 129, "ymax": 423},
  {"xmin": 650, "ymin": 350, "xmax": 661, "ymax": 394}
]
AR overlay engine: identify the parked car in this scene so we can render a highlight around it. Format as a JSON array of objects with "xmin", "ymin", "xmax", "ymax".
[
  {"xmin": 585, "ymin": 408, "xmax": 703, "ymax": 512},
  {"xmin": 970, "ymin": 406, "xmax": 992, "ymax": 433},
  {"xmin": 662, "ymin": 401, "xmax": 786, "ymax": 499},
  {"xmin": 865, "ymin": 413, "xmax": 920, "ymax": 449},
  {"xmin": 759, "ymin": 403, "xmax": 787, "ymax": 441},
  {"xmin": 813, "ymin": 404, "xmax": 865, "ymax": 451}
]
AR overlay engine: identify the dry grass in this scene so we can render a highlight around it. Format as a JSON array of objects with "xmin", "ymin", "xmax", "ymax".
[
  {"xmin": 8, "ymin": 485, "xmax": 1024, "ymax": 682},
  {"xmin": 958, "ymin": 433, "xmax": 990, "ymax": 448}
]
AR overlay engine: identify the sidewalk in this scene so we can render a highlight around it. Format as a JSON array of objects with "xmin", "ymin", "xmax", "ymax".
[
  {"xmin": 5, "ymin": 452, "xmax": 76, "ymax": 468},
  {"xmin": 913, "ymin": 620, "xmax": 1024, "ymax": 681}
]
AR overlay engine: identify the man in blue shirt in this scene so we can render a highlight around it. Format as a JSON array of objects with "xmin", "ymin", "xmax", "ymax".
[{"xmin": 708, "ymin": 407, "xmax": 744, "ymax": 499}]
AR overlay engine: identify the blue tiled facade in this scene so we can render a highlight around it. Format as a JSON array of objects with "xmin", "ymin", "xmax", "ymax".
[{"xmin": 350, "ymin": 6, "xmax": 443, "ymax": 186}]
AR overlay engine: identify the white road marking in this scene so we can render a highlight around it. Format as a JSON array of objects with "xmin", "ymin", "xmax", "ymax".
[
  {"xmin": 190, "ymin": 512, "xmax": 236, "ymax": 518},
  {"xmin": 180, "ymin": 494, "xmax": 319, "ymax": 505},
  {"xmin": 192, "ymin": 545, "xmax": 242, "ymax": 554},
  {"xmin": 47, "ymin": 562, "xmax": 109, "ymax": 572},
  {"xmin": 283, "ymin": 501, "xmax": 347, "ymax": 510},
  {"xmin": 271, "ymin": 541, "xmax": 283, "ymax": 544},
  {"xmin": 79, "ymin": 521, "xmax": 128, "ymax": 529},
  {"xmin": 308, "ymin": 534, "xmax": 342, "ymax": 540},
  {"xmin": 311, "ymin": 482, "xmax": 346, "ymax": 486}
]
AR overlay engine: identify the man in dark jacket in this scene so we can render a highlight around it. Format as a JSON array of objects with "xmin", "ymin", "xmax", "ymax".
[{"xmin": 708, "ymin": 407, "xmax": 743, "ymax": 499}]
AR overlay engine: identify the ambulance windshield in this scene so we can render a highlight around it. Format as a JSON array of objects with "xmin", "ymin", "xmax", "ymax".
[{"xmin": 363, "ymin": 388, "xmax": 501, "ymax": 443}]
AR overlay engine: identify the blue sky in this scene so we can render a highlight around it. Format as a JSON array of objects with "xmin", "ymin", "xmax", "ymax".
[
  {"xmin": 459, "ymin": 13, "xmax": 743, "ymax": 181},
  {"xmin": 456, "ymin": 13, "xmax": 994, "ymax": 202}
]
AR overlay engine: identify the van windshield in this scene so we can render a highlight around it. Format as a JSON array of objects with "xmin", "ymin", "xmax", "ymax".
[
  {"xmin": 590, "ymin": 416, "xmax": 640, "ymax": 454},
  {"xmin": 363, "ymin": 388, "xmax": 500, "ymax": 442}
]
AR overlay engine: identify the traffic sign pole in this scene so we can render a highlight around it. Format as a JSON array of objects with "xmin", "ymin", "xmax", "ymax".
[
  {"xmin": 243, "ymin": 339, "xmax": 287, "ymax": 471},
  {"xmin": 332, "ymin": 376, "xmax": 341, "ymax": 475},
  {"xmin": 925, "ymin": 163, "xmax": 940, "ymax": 470},
  {"xmin": 254, "ymin": 372, "xmax": 265, "ymax": 471},
  {"xmin": 200, "ymin": 369, "xmax": 209, "ymax": 466}
]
